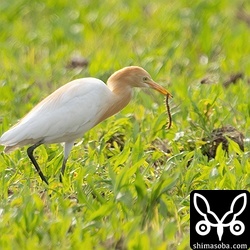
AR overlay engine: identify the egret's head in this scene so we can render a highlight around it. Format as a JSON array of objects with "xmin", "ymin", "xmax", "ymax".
[{"xmin": 107, "ymin": 66, "xmax": 172, "ymax": 97}]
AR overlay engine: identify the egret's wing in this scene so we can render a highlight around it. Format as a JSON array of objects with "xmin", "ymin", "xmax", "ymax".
[{"xmin": 0, "ymin": 78, "xmax": 112, "ymax": 150}]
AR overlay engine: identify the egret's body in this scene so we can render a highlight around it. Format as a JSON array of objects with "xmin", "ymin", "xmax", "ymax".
[
  {"xmin": 2, "ymin": 78, "xmax": 123, "ymax": 150},
  {"xmin": 0, "ymin": 66, "xmax": 171, "ymax": 184}
]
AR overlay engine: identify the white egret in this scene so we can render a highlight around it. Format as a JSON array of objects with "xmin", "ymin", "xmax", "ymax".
[{"xmin": 0, "ymin": 66, "xmax": 172, "ymax": 184}]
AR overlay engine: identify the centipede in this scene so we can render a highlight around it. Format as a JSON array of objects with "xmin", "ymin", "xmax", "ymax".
[{"xmin": 165, "ymin": 94, "xmax": 172, "ymax": 129}]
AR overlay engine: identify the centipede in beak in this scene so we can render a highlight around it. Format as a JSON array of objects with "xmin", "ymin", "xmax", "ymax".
[{"xmin": 165, "ymin": 94, "xmax": 172, "ymax": 129}]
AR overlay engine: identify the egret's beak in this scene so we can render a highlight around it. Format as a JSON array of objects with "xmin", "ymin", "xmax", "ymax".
[{"xmin": 147, "ymin": 80, "xmax": 173, "ymax": 97}]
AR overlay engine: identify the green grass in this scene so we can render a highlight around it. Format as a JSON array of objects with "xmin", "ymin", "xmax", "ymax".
[{"xmin": 0, "ymin": 0, "xmax": 250, "ymax": 249}]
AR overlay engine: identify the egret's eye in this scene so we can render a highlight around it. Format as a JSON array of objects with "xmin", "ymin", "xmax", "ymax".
[{"xmin": 143, "ymin": 76, "xmax": 148, "ymax": 81}]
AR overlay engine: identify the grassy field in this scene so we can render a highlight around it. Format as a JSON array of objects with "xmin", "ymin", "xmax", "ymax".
[{"xmin": 0, "ymin": 0, "xmax": 250, "ymax": 249}]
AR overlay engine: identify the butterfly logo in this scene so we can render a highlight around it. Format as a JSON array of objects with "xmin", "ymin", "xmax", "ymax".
[{"xmin": 193, "ymin": 193, "xmax": 247, "ymax": 241}]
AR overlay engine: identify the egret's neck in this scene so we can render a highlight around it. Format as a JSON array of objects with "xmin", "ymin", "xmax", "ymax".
[{"xmin": 95, "ymin": 83, "xmax": 132, "ymax": 125}]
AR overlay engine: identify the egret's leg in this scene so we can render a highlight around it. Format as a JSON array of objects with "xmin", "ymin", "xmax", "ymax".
[
  {"xmin": 60, "ymin": 158, "xmax": 68, "ymax": 182},
  {"xmin": 27, "ymin": 141, "xmax": 48, "ymax": 185},
  {"xmin": 60, "ymin": 141, "xmax": 74, "ymax": 182}
]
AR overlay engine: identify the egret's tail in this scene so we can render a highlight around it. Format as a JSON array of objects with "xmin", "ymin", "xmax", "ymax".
[{"xmin": 0, "ymin": 124, "xmax": 32, "ymax": 153}]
